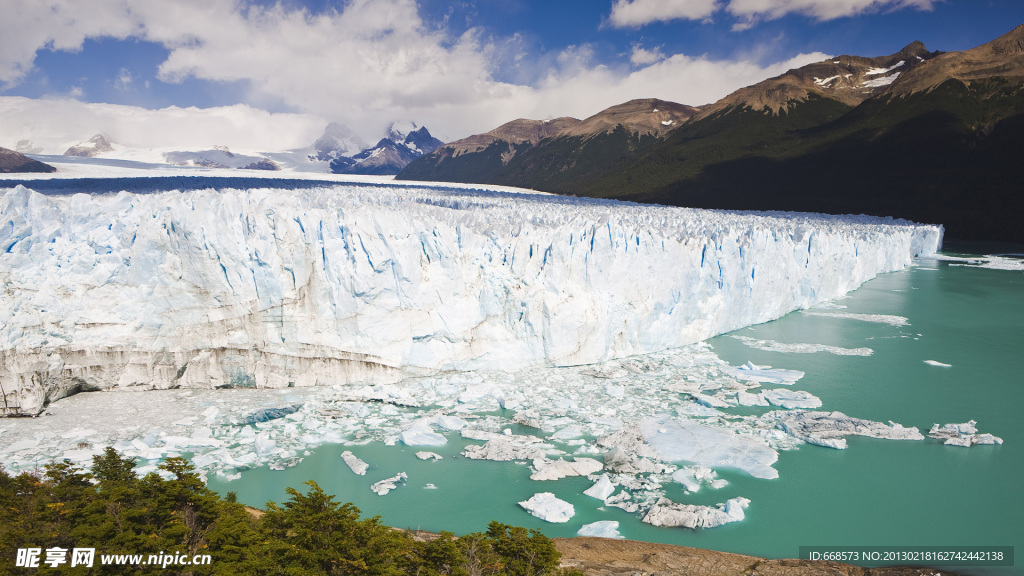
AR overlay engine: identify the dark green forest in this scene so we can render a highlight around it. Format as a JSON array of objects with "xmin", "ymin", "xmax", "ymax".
[{"xmin": 0, "ymin": 449, "xmax": 580, "ymax": 576}]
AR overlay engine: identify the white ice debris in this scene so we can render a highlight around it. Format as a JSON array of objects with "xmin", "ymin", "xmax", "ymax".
[
  {"xmin": 370, "ymin": 472, "xmax": 407, "ymax": 495},
  {"xmin": 643, "ymin": 496, "xmax": 750, "ymax": 529},
  {"xmin": 731, "ymin": 335, "xmax": 872, "ymax": 356},
  {"xmin": 530, "ymin": 457, "xmax": 602, "ymax": 481},
  {"xmin": 762, "ymin": 389, "xmax": 822, "ymax": 410},
  {"xmin": 928, "ymin": 421, "xmax": 1003, "ymax": 447},
  {"xmin": 772, "ymin": 410, "xmax": 923, "ymax": 449},
  {"xmin": 671, "ymin": 466, "xmax": 727, "ymax": 492},
  {"xmin": 802, "ymin": 312, "xmax": 909, "ymax": 326},
  {"xmin": 583, "ymin": 474, "xmax": 617, "ymax": 500},
  {"xmin": 0, "ymin": 180, "xmax": 940, "ymax": 416},
  {"xmin": 577, "ymin": 520, "xmax": 623, "ymax": 539},
  {"xmin": 924, "ymin": 360, "xmax": 952, "ymax": 367},
  {"xmin": 518, "ymin": 492, "xmax": 575, "ymax": 523},
  {"xmin": 723, "ymin": 361, "xmax": 804, "ymax": 385},
  {"xmin": 462, "ymin": 435, "xmax": 550, "ymax": 461},
  {"xmin": 415, "ymin": 451, "xmax": 443, "ymax": 460},
  {"xmin": 933, "ymin": 254, "xmax": 1024, "ymax": 272},
  {"xmin": 737, "ymin": 391, "xmax": 770, "ymax": 406},
  {"xmin": 399, "ymin": 420, "xmax": 448, "ymax": 446},
  {"xmin": 640, "ymin": 417, "xmax": 780, "ymax": 479},
  {"xmin": 341, "ymin": 451, "xmax": 369, "ymax": 474}
]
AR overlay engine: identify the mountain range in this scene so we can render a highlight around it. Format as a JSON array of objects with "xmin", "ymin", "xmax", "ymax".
[{"xmin": 399, "ymin": 24, "xmax": 1024, "ymax": 243}]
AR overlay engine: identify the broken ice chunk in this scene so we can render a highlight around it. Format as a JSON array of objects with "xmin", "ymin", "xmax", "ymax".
[
  {"xmin": 583, "ymin": 474, "xmax": 616, "ymax": 500},
  {"xmin": 341, "ymin": 451, "xmax": 369, "ymax": 475},
  {"xmin": 399, "ymin": 421, "xmax": 447, "ymax": 446},
  {"xmin": 240, "ymin": 404, "xmax": 302, "ymax": 425},
  {"xmin": 671, "ymin": 466, "xmax": 725, "ymax": 493},
  {"xmin": 723, "ymin": 362, "xmax": 804, "ymax": 385},
  {"xmin": 736, "ymin": 391, "xmax": 769, "ymax": 406},
  {"xmin": 415, "ymin": 451, "xmax": 444, "ymax": 460},
  {"xmin": 643, "ymin": 496, "xmax": 750, "ymax": 528},
  {"xmin": 762, "ymin": 389, "xmax": 822, "ymax": 409},
  {"xmin": 577, "ymin": 520, "xmax": 623, "ymax": 539},
  {"xmin": 530, "ymin": 457, "xmax": 602, "ymax": 481},
  {"xmin": 928, "ymin": 421, "xmax": 1003, "ymax": 447},
  {"xmin": 371, "ymin": 472, "xmax": 408, "ymax": 495},
  {"xmin": 518, "ymin": 492, "xmax": 574, "ymax": 523},
  {"xmin": 640, "ymin": 417, "xmax": 779, "ymax": 479},
  {"xmin": 774, "ymin": 410, "xmax": 923, "ymax": 449},
  {"xmin": 462, "ymin": 436, "xmax": 550, "ymax": 461}
]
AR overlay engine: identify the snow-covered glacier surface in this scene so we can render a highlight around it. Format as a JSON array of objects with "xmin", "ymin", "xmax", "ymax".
[{"xmin": 0, "ymin": 180, "xmax": 941, "ymax": 415}]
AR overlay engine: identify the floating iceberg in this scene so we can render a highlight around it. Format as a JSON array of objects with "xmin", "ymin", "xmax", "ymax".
[
  {"xmin": 671, "ymin": 466, "xmax": 727, "ymax": 492},
  {"xmin": 928, "ymin": 421, "xmax": 1003, "ymax": 447},
  {"xmin": 583, "ymin": 474, "xmax": 616, "ymax": 500},
  {"xmin": 577, "ymin": 520, "xmax": 623, "ymax": 539},
  {"xmin": 723, "ymin": 362, "xmax": 804, "ymax": 385},
  {"xmin": 530, "ymin": 457, "xmax": 603, "ymax": 481},
  {"xmin": 643, "ymin": 497, "xmax": 750, "ymax": 529},
  {"xmin": 772, "ymin": 410, "xmax": 923, "ymax": 449},
  {"xmin": 924, "ymin": 360, "xmax": 952, "ymax": 368},
  {"xmin": 370, "ymin": 472, "xmax": 407, "ymax": 495},
  {"xmin": 639, "ymin": 418, "xmax": 780, "ymax": 479},
  {"xmin": 341, "ymin": 451, "xmax": 369, "ymax": 475},
  {"xmin": 415, "ymin": 451, "xmax": 443, "ymax": 460},
  {"xmin": 731, "ymin": 336, "xmax": 872, "ymax": 356},
  {"xmin": 802, "ymin": 312, "xmax": 909, "ymax": 326},
  {"xmin": 518, "ymin": 492, "xmax": 575, "ymax": 523},
  {"xmin": 762, "ymin": 389, "xmax": 822, "ymax": 410},
  {"xmin": 399, "ymin": 421, "xmax": 447, "ymax": 446}
]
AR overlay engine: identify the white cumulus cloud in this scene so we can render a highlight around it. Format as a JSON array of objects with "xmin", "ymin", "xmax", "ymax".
[
  {"xmin": 0, "ymin": 0, "xmax": 831, "ymax": 147},
  {"xmin": 630, "ymin": 44, "xmax": 668, "ymax": 65},
  {"xmin": 610, "ymin": 0, "xmax": 720, "ymax": 28},
  {"xmin": 607, "ymin": 0, "xmax": 936, "ymax": 28}
]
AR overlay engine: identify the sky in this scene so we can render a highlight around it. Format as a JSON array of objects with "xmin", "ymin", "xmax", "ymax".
[{"xmin": 1, "ymin": 0, "xmax": 1022, "ymax": 153}]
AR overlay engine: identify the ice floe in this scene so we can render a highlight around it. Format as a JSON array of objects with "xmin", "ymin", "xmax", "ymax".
[
  {"xmin": 762, "ymin": 389, "xmax": 823, "ymax": 410},
  {"xmin": 924, "ymin": 360, "xmax": 952, "ymax": 367},
  {"xmin": 772, "ymin": 410, "xmax": 923, "ymax": 449},
  {"xmin": 731, "ymin": 335, "xmax": 872, "ymax": 356},
  {"xmin": 583, "ymin": 474, "xmax": 617, "ymax": 500},
  {"xmin": 671, "ymin": 466, "xmax": 727, "ymax": 492},
  {"xmin": 722, "ymin": 361, "xmax": 804, "ymax": 385},
  {"xmin": 638, "ymin": 418, "xmax": 780, "ymax": 479},
  {"xmin": 802, "ymin": 312, "xmax": 909, "ymax": 326},
  {"xmin": 577, "ymin": 520, "xmax": 623, "ymax": 539},
  {"xmin": 530, "ymin": 457, "xmax": 603, "ymax": 481},
  {"xmin": 415, "ymin": 451, "xmax": 443, "ymax": 460},
  {"xmin": 371, "ymin": 472, "xmax": 407, "ymax": 495},
  {"xmin": 643, "ymin": 497, "xmax": 750, "ymax": 529},
  {"xmin": 519, "ymin": 492, "xmax": 575, "ymax": 523},
  {"xmin": 341, "ymin": 451, "xmax": 369, "ymax": 475},
  {"xmin": 928, "ymin": 421, "xmax": 1003, "ymax": 447}
]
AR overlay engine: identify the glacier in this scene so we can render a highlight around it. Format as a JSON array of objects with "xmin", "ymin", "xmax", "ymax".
[{"xmin": 0, "ymin": 179, "xmax": 941, "ymax": 416}]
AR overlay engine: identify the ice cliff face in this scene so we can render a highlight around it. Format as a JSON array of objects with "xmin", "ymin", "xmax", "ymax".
[{"xmin": 0, "ymin": 182, "xmax": 942, "ymax": 416}]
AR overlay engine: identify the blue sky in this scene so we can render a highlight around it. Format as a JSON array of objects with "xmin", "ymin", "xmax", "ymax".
[{"xmin": 1, "ymin": 0, "xmax": 1022, "ymax": 151}]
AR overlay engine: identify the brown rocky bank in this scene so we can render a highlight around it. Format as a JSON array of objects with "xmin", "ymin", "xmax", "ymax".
[{"xmin": 553, "ymin": 537, "xmax": 961, "ymax": 576}]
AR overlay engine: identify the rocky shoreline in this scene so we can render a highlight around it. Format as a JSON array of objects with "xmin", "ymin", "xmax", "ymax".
[{"xmin": 553, "ymin": 537, "xmax": 962, "ymax": 576}]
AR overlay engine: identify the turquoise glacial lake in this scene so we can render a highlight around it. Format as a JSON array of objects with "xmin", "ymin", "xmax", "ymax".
[{"xmin": 210, "ymin": 246, "xmax": 1022, "ymax": 575}]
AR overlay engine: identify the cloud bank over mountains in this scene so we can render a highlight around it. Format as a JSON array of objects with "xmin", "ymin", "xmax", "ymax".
[{"xmin": 1, "ymin": 0, "xmax": 830, "ymax": 149}]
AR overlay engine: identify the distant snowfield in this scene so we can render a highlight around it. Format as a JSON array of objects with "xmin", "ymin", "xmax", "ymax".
[
  {"xmin": 9, "ymin": 155, "xmax": 549, "ymax": 197},
  {"xmin": 2, "ymin": 162, "xmax": 941, "ymax": 418}
]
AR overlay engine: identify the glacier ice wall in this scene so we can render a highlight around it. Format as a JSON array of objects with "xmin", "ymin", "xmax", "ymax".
[{"xmin": 0, "ymin": 182, "xmax": 942, "ymax": 415}]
